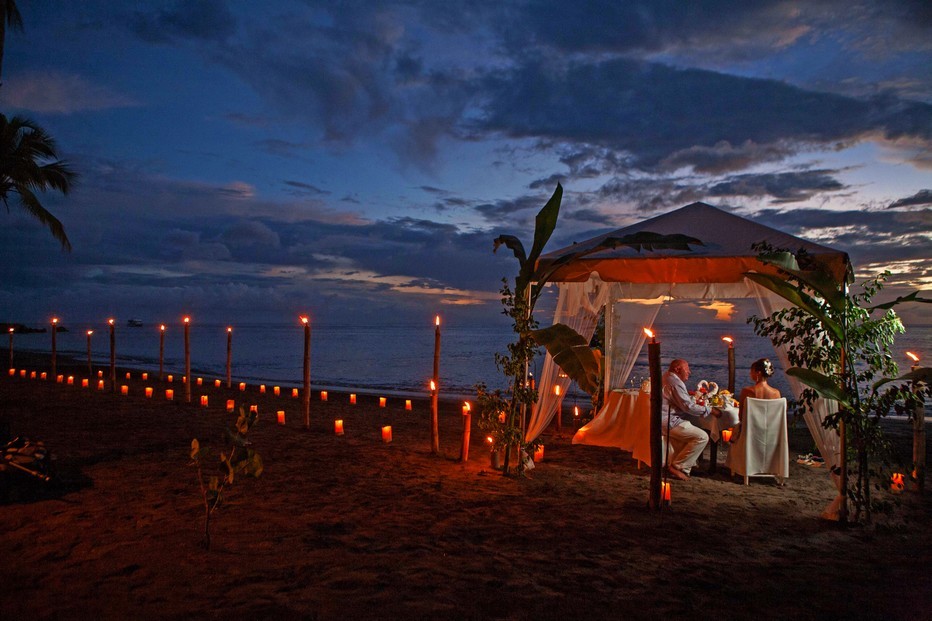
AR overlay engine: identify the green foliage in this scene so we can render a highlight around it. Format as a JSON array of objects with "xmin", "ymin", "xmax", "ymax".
[
  {"xmin": 190, "ymin": 405, "xmax": 263, "ymax": 549},
  {"xmin": 747, "ymin": 244, "xmax": 931, "ymax": 523},
  {"xmin": 527, "ymin": 322, "xmax": 602, "ymax": 396}
]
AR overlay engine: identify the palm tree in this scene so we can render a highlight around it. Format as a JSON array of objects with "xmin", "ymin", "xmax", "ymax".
[
  {"xmin": 0, "ymin": 114, "xmax": 76, "ymax": 250},
  {"xmin": 0, "ymin": 0, "xmax": 23, "ymax": 85}
]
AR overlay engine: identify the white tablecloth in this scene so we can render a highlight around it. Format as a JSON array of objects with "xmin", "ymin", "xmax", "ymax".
[{"xmin": 573, "ymin": 389, "xmax": 652, "ymax": 464}]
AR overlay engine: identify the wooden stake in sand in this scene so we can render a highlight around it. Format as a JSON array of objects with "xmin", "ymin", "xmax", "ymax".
[
  {"xmin": 908, "ymin": 352, "xmax": 925, "ymax": 493},
  {"xmin": 723, "ymin": 336, "xmax": 735, "ymax": 393},
  {"xmin": 159, "ymin": 324, "xmax": 166, "ymax": 381},
  {"xmin": 108, "ymin": 318, "xmax": 116, "ymax": 393},
  {"xmin": 431, "ymin": 315, "xmax": 441, "ymax": 454},
  {"xmin": 301, "ymin": 316, "xmax": 310, "ymax": 430},
  {"xmin": 460, "ymin": 402, "xmax": 471, "ymax": 463},
  {"xmin": 50, "ymin": 317, "xmax": 59, "ymax": 378},
  {"xmin": 645, "ymin": 328, "xmax": 663, "ymax": 511},
  {"xmin": 86, "ymin": 330, "xmax": 93, "ymax": 377},
  {"xmin": 183, "ymin": 317, "xmax": 191, "ymax": 403},
  {"xmin": 226, "ymin": 326, "xmax": 233, "ymax": 388}
]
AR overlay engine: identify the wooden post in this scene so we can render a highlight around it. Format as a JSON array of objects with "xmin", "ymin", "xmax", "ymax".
[
  {"xmin": 911, "ymin": 359, "xmax": 925, "ymax": 493},
  {"xmin": 86, "ymin": 330, "xmax": 93, "ymax": 377},
  {"xmin": 301, "ymin": 316, "xmax": 310, "ymax": 429},
  {"xmin": 159, "ymin": 324, "xmax": 165, "ymax": 381},
  {"xmin": 647, "ymin": 329, "xmax": 663, "ymax": 510},
  {"xmin": 7, "ymin": 327, "xmax": 12, "ymax": 370},
  {"xmin": 226, "ymin": 327, "xmax": 233, "ymax": 388},
  {"xmin": 431, "ymin": 315, "xmax": 441, "ymax": 454},
  {"xmin": 183, "ymin": 317, "xmax": 191, "ymax": 403},
  {"xmin": 460, "ymin": 402, "xmax": 471, "ymax": 462},
  {"xmin": 50, "ymin": 318, "xmax": 58, "ymax": 379},
  {"xmin": 838, "ymin": 346, "xmax": 848, "ymax": 524},
  {"xmin": 108, "ymin": 318, "xmax": 116, "ymax": 393}
]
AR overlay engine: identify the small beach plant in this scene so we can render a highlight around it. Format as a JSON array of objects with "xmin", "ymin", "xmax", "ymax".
[
  {"xmin": 190, "ymin": 405, "xmax": 263, "ymax": 549},
  {"xmin": 747, "ymin": 245, "xmax": 931, "ymax": 524}
]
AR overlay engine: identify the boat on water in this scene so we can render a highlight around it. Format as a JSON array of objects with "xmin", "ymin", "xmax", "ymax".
[{"xmin": 126, "ymin": 319, "xmax": 144, "ymax": 328}]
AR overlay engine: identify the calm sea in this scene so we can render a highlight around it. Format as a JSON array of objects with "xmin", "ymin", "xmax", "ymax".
[{"xmin": 11, "ymin": 320, "xmax": 931, "ymax": 401}]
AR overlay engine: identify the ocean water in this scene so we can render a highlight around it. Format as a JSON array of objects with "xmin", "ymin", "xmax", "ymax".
[{"xmin": 11, "ymin": 320, "xmax": 930, "ymax": 401}]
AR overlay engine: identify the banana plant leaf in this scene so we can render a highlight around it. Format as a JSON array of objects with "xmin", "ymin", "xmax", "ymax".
[
  {"xmin": 494, "ymin": 183, "xmax": 563, "ymax": 298},
  {"xmin": 786, "ymin": 367, "xmax": 851, "ymax": 407},
  {"xmin": 757, "ymin": 251, "xmax": 848, "ymax": 313},
  {"xmin": 868, "ymin": 290, "xmax": 932, "ymax": 312},
  {"xmin": 872, "ymin": 366, "xmax": 932, "ymax": 391},
  {"xmin": 527, "ymin": 322, "xmax": 601, "ymax": 396},
  {"xmin": 745, "ymin": 272, "xmax": 845, "ymax": 342}
]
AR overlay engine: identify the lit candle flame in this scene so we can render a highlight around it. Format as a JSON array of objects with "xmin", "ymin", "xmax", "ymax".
[
  {"xmin": 183, "ymin": 316, "xmax": 190, "ymax": 324},
  {"xmin": 554, "ymin": 385, "xmax": 561, "ymax": 396},
  {"xmin": 643, "ymin": 327, "xmax": 655, "ymax": 340},
  {"xmin": 51, "ymin": 317, "xmax": 59, "ymax": 325},
  {"xmin": 906, "ymin": 351, "xmax": 919, "ymax": 363},
  {"xmin": 300, "ymin": 316, "xmax": 309, "ymax": 325},
  {"xmin": 227, "ymin": 326, "xmax": 232, "ymax": 333},
  {"xmin": 160, "ymin": 324, "xmax": 166, "ymax": 331},
  {"xmin": 486, "ymin": 436, "xmax": 493, "ymax": 444},
  {"xmin": 430, "ymin": 379, "xmax": 436, "ymax": 392},
  {"xmin": 463, "ymin": 401, "xmax": 471, "ymax": 413},
  {"xmin": 435, "ymin": 315, "xmax": 440, "ymax": 327},
  {"xmin": 722, "ymin": 336, "xmax": 733, "ymax": 345},
  {"xmin": 108, "ymin": 318, "xmax": 114, "ymax": 326},
  {"xmin": 86, "ymin": 330, "xmax": 93, "ymax": 336}
]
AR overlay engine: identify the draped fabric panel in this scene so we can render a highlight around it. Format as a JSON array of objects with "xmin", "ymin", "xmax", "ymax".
[{"xmin": 606, "ymin": 296, "xmax": 664, "ymax": 394}]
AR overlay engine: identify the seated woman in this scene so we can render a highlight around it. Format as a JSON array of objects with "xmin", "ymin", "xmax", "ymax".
[{"xmin": 729, "ymin": 358, "xmax": 781, "ymax": 442}]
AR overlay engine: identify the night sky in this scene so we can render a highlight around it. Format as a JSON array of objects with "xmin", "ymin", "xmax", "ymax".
[{"xmin": 1, "ymin": 1, "xmax": 929, "ymax": 327}]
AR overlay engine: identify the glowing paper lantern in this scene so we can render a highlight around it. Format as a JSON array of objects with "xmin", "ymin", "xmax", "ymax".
[
  {"xmin": 121, "ymin": 385, "xmax": 128, "ymax": 395},
  {"xmin": 721, "ymin": 429, "xmax": 733, "ymax": 443},
  {"xmin": 66, "ymin": 376, "xmax": 73, "ymax": 385},
  {"xmin": 320, "ymin": 390, "xmax": 328, "ymax": 401},
  {"xmin": 81, "ymin": 378, "xmax": 89, "ymax": 388},
  {"xmin": 379, "ymin": 397, "xmax": 387, "ymax": 408},
  {"xmin": 533, "ymin": 445, "xmax": 545, "ymax": 462},
  {"xmin": 277, "ymin": 410, "xmax": 285, "ymax": 425},
  {"xmin": 249, "ymin": 405, "xmax": 258, "ymax": 413},
  {"xmin": 98, "ymin": 370, "xmax": 103, "ymax": 378},
  {"xmin": 260, "ymin": 384, "xmax": 266, "ymax": 394},
  {"xmin": 142, "ymin": 373, "xmax": 148, "ymax": 381},
  {"xmin": 126, "ymin": 372, "xmax": 131, "ymax": 380},
  {"xmin": 334, "ymin": 419, "xmax": 344, "ymax": 436},
  {"xmin": 40, "ymin": 372, "xmax": 47, "ymax": 380},
  {"xmin": 214, "ymin": 379, "xmax": 221, "ymax": 387},
  {"xmin": 239, "ymin": 382, "xmax": 246, "ymax": 391},
  {"xmin": 226, "ymin": 399, "xmax": 235, "ymax": 412},
  {"xmin": 273, "ymin": 386, "xmax": 280, "ymax": 396},
  {"xmin": 405, "ymin": 399, "xmax": 412, "ymax": 411},
  {"xmin": 350, "ymin": 393, "xmax": 356, "ymax": 405},
  {"xmin": 20, "ymin": 369, "xmax": 27, "ymax": 378},
  {"xmin": 662, "ymin": 482, "xmax": 672, "ymax": 504},
  {"xmin": 292, "ymin": 388, "xmax": 299, "ymax": 398},
  {"xmin": 165, "ymin": 389, "xmax": 174, "ymax": 400},
  {"xmin": 197, "ymin": 377, "xmax": 203, "ymax": 386},
  {"xmin": 167, "ymin": 374, "xmax": 173, "ymax": 383},
  {"xmin": 30, "ymin": 371, "xmax": 36, "ymax": 380},
  {"xmin": 97, "ymin": 380, "xmax": 105, "ymax": 390},
  {"xmin": 891, "ymin": 472, "xmax": 905, "ymax": 493},
  {"xmin": 200, "ymin": 395, "xmax": 208, "ymax": 407},
  {"xmin": 145, "ymin": 387, "xmax": 153, "ymax": 398},
  {"xmin": 381, "ymin": 426, "xmax": 392, "ymax": 443},
  {"xmin": 7, "ymin": 368, "xmax": 13, "ymax": 377}
]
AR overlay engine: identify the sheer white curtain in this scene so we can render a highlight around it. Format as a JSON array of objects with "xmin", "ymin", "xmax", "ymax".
[
  {"xmin": 752, "ymin": 282, "xmax": 841, "ymax": 469},
  {"xmin": 526, "ymin": 277, "xmax": 611, "ymax": 442},
  {"xmin": 605, "ymin": 294, "xmax": 665, "ymax": 394}
]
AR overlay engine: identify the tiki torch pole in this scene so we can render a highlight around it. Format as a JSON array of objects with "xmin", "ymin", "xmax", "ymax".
[
  {"xmin": 183, "ymin": 317, "xmax": 191, "ymax": 403},
  {"xmin": 51, "ymin": 317, "xmax": 59, "ymax": 378},
  {"xmin": 86, "ymin": 330, "xmax": 94, "ymax": 377},
  {"xmin": 108, "ymin": 318, "xmax": 116, "ymax": 393},
  {"xmin": 301, "ymin": 316, "xmax": 310, "ymax": 429},
  {"xmin": 226, "ymin": 326, "xmax": 233, "ymax": 388}
]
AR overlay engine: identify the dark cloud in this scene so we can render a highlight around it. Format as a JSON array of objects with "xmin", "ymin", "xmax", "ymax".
[
  {"xmin": 888, "ymin": 189, "xmax": 932, "ymax": 209},
  {"xmin": 708, "ymin": 170, "xmax": 847, "ymax": 203},
  {"xmin": 128, "ymin": 0, "xmax": 237, "ymax": 43},
  {"xmin": 283, "ymin": 181, "xmax": 330, "ymax": 197},
  {"xmin": 659, "ymin": 140, "xmax": 799, "ymax": 174}
]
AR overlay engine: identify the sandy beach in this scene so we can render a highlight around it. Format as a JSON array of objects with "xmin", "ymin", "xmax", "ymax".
[{"xmin": 1, "ymin": 352, "xmax": 929, "ymax": 620}]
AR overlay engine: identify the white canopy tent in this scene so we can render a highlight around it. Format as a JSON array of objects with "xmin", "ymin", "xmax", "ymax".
[{"xmin": 527, "ymin": 202, "xmax": 851, "ymax": 471}]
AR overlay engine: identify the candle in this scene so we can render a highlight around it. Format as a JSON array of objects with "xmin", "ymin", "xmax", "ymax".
[
  {"xmin": 67, "ymin": 375, "xmax": 73, "ymax": 385},
  {"xmin": 380, "ymin": 397, "xmax": 387, "ymax": 408},
  {"xmin": 197, "ymin": 377, "xmax": 203, "ymax": 386},
  {"xmin": 8, "ymin": 368, "xmax": 14, "ymax": 376},
  {"xmin": 277, "ymin": 410, "xmax": 285, "ymax": 425},
  {"xmin": 431, "ymin": 315, "xmax": 440, "ymax": 454},
  {"xmin": 30, "ymin": 371, "xmax": 36, "ymax": 379},
  {"xmin": 334, "ymin": 419, "xmax": 344, "ymax": 436},
  {"xmin": 167, "ymin": 374, "xmax": 173, "ymax": 383},
  {"xmin": 381, "ymin": 425, "xmax": 392, "ymax": 443},
  {"xmin": 182, "ymin": 376, "xmax": 187, "ymax": 383},
  {"xmin": 165, "ymin": 389, "xmax": 174, "ymax": 400},
  {"xmin": 249, "ymin": 405, "xmax": 258, "ymax": 413},
  {"xmin": 142, "ymin": 372, "xmax": 148, "ymax": 381},
  {"xmin": 554, "ymin": 384, "xmax": 561, "ymax": 396},
  {"xmin": 126, "ymin": 372, "xmax": 132, "ymax": 380},
  {"xmin": 273, "ymin": 386, "xmax": 280, "ymax": 396},
  {"xmin": 200, "ymin": 395, "xmax": 208, "ymax": 407},
  {"xmin": 722, "ymin": 336, "xmax": 735, "ymax": 393},
  {"xmin": 239, "ymin": 382, "xmax": 246, "ymax": 391},
  {"xmin": 574, "ymin": 405, "xmax": 580, "ymax": 418},
  {"xmin": 121, "ymin": 385, "xmax": 128, "ymax": 395},
  {"xmin": 721, "ymin": 429, "xmax": 733, "ymax": 443},
  {"xmin": 292, "ymin": 388, "xmax": 299, "ymax": 398},
  {"xmin": 891, "ymin": 472, "xmax": 905, "ymax": 493},
  {"xmin": 350, "ymin": 393, "xmax": 356, "ymax": 405},
  {"xmin": 20, "ymin": 369, "xmax": 26, "ymax": 378},
  {"xmin": 226, "ymin": 399, "xmax": 235, "ymax": 412},
  {"xmin": 81, "ymin": 378, "xmax": 89, "ymax": 388},
  {"xmin": 260, "ymin": 384, "xmax": 266, "ymax": 394},
  {"xmin": 97, "ymin": 380, "xmax": 105, "ymax": 390},
  {"xmin": 40, "ymin": 372, "xmax": 47, "ymax": 381},
  {"xmin": 533, "ymin": 445, "xmax": 545, "ymax": 462},
  {"xmin": 661, "ymin": 482, "xmax": 672, "ymax": 504},
  {"xmin": 98, "ymin": 370, "xmax": 103, "ymax": 378},
  {"xmin": 183, "ymin": 316, "xmax": 191, "ymax": 403},
  {"xmin": 214, "ymin": 379, "xmax": 221, "ymax": 387},
  {"xmin": 405, "ymin": 399, "xmax": 412, "ymax": 411},
  {"xmin": 320, "ymin": 390, "xmax": 328, "ymax": 401},
  {"xmin": 145, "ymin": 387, "xmax": 153, "ymax": 398}
]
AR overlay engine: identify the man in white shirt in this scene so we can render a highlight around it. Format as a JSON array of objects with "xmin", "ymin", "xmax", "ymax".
[{"xmin": 662, "ymin": 359, "xmax": 722, "ymax": 480}]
